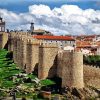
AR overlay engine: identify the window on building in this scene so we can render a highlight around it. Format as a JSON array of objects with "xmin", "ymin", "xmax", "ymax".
[
  {"xmin": 1, "ymin": 27, "xmax": 4, "ymax": 31},
  {"xmin": 0, "ymin": 27, "xmax": 1, "ymax": 31}
]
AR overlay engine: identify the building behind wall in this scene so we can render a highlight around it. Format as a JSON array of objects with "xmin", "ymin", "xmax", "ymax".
[
  {"xmin": 96, "ymin": 46, "xmax": 100, "ymax": 55},
  {"xmin": 0, "ymin": 17, "xmax": 5, "ymax": 32},
  {"xmin": 33, "ymin": 35, "xmax": 76, "ymax": 48},
  {"xmin": 0, "ymin": 17, "xmax": 8, "ymax": 49}
]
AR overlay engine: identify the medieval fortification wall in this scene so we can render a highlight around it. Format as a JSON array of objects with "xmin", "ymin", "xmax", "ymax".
[
  {"xmin": 58, "ymin": 51, "xmax": 84, "ymax": 88},
  {"xmin": 0, "ymin": 32, "xmax": 8, "ymax": 49},
  {"xmin": 26, "ymin": 39, "xmax": 40, "ymax": 73},
  {"xmin": 38, "ymin": 43, "xmax": 58, "ymax": 79},
  {"xmin": 0, "ymin": 32, "xmax": 100, "ymax": 89},
  {"xmin": 84, "ymin": 65, "xmax": 100, "ymax": 88}
]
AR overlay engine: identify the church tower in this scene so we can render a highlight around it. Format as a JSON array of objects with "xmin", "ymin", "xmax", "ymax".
[
  {"xmin": 0, "ymin": 17, "xmax": 5, "ymax": 32},
  {"xmin": 30, "ymin": 22, "xmax": 34, "ymax": 33}
]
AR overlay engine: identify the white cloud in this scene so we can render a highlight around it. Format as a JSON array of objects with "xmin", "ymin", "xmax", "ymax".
[
  {"xmin": 29, "ymin": 5, "xmax": 53, "ymax": 16},
  {"xmin": 0, "ymin": 4, "xmax": 100, "ymax": 35}
]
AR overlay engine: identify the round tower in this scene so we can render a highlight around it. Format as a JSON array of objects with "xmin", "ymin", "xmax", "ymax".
[
  {"xmin": 38, "ymin": 43, "xmax": 58, "ymax": 79},
  {"xmin": 62, "ymin": 51, "xmax": 84, "ymax": 88}
]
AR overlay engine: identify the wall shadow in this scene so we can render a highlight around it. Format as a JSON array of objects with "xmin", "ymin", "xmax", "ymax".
[
  {"xmin": 32, "ymin": 63, "xmax": 38, "ymax": 76},
  {"xmin": 43, "ymin": 55, "xmax": 62, "ymax": 93}
]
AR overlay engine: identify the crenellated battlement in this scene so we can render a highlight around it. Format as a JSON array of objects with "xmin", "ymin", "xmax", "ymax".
[
  {"xmin": 27, "ymin": 39, "xmax": 40, "ymax": 45},
  {"xmin": 39, "ymin": 42, "xmax": 58, "ymax": 48},
  {"xmin": 0, "ymin": 31, "xmax": 100, "ymax": 89}
]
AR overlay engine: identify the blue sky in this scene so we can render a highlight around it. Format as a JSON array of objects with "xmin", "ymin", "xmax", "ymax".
[
  {"xmin": 0, "ymin": 0, "xmax": 100, "ymax": 35},
  {"xmin": 0, "ymin": 0, "xmax": 100, "ymax": 13}
]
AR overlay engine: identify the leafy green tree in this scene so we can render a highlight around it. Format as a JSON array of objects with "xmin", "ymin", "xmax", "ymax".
[{"xmin": 83, "ymin": 55, "xmax": 100, "ymax": 66}]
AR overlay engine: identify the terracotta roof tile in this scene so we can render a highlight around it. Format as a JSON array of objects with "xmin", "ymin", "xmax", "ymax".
[
  {"xmin": 33, "ymin": 35, "xmax": 75, "ymax": 41},
  {"xmin": 76, "ymin": 40, "xmax": 91, "ymax": 48},
  {"xmin": 95, "ymin": 41, "xmax": 100, "ymax": 46}
]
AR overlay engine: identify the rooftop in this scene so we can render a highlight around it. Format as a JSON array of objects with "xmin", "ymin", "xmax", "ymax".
[
  {"xmin": 33, "ymin": 29, "xmax": 46, "ymax": 33},
  {"xmin": 76, "ymin": 40, "xmax": 91, "ymax": 48},
  {"xmin": 76, "ymin": 40, "xmax": 100, "ymax": 48},
  {"xmin": 33, "ymin": 35, "xmax": 75, "ymax": 41}
]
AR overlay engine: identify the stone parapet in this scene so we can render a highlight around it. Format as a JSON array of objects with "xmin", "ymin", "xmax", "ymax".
[
  {"xmin": 39, "ymin": 43, "xmax": 58, "ymax": 48},
  {"xmin": 27, "ymin": 39, "xmax": 40, "ymax": 45}
]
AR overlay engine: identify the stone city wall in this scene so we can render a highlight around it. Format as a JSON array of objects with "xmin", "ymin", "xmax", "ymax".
[
  {"xmin": 11, "ymin": 32, "xmax": 28, "ymax": 69},
  {"xmin": 9, "ymin": 32, "xmax": 41, "ymax": 73},
  {"xmin": 0, "ymin": 32, "xmax": 8, "ymax": 49},
  {"xmin": 7, "ymin": 32, "xmax": 100, "ymax": 89},
  {"xmin": 38, "ymin": 43, "xmax": 58, "ymax": 79},
  {"xmin": 26, "ymin": 39, "xmax": 40, "ymax": 73},
  {"xmin": 57, "ymin": 50, "xmax": 64, "ymax": 78},
  {"xmin": 8, "ymin": 32, "xmax": 15, "ymax": 51},
  {"xmin": 83, "ymin": 65, "xmax": 100, "ymax": 88},
  {"xmin": 0, "ymin": 33, "xmax": 3, "ymax": 48},
  {"xmin": 61, "ymin": 51, "xmax": 84, "ymax": 88}
]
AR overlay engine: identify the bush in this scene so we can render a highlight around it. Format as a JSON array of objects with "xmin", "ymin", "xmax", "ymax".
[
  {"xmin": 83, "ymin": 55, "xmax": 100, "ymax": 66},
  {"xmin": 0, "ymin": 49, "xmax": 55, "ymax": 98}
]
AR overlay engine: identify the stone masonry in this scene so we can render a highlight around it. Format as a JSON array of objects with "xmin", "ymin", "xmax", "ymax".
[
  {"xmin": 26, "ymin": 39, "xmax": 40, "ymax": 73},
  {"xmin": 38, "ymin": 43, "xmax": 58, "ymax": 79},
  {"xmin": 84, "ymin": 65, "xmax": 100, "ymax": 88},
  {"xmin": 61, "ymin": 51, "xmax": 84, "ymax": 88},
  {"xmin": 1, "ymin": 32, "xmax": 99, "ymax": 89},
  {"xmin": 0, "ymin": 32, "xmax": 8, "ymax": 49}
]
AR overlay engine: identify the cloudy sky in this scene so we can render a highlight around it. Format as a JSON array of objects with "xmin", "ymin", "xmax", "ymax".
[{"xmin": 0, "ymin": 0, "xmax": 100, "ymax": 35}]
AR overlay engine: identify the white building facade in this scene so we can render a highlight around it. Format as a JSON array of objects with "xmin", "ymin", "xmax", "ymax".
[
  {"xmin": 96, "ymin": 47, "xmax": 100, "ymax": 55},
  {"xmin": 33, "ymin": 35, "xmax": 76, "ymax": 48}
]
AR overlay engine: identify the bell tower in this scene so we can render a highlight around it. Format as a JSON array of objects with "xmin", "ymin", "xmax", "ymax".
[
  {"xmin": 30, "ymin": 22, "xmax": 34, "ymax": 33},
  {"xmin": 0, "ymin": 17, "xmax": 5, "ymax": 32}
]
